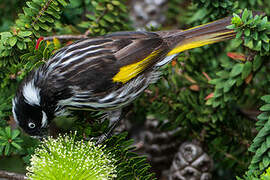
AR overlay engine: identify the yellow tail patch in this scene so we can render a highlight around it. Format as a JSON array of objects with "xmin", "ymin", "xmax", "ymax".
[
  {"xmin": 113, "ymin": 50, "xmax": 161, "ymax": 83},
  {"xmin": 168, "ymin": 31, "xmax": 234, "ymax": 56},
  {"xmin": 112, "ymin": 30, "xmax": 234, "ymax": 84}
]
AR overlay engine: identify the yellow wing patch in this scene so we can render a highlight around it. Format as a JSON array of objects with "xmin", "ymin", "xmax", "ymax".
[{"xmin": 113, "ymin": 50, "xmax": 160, "ymax": 83}]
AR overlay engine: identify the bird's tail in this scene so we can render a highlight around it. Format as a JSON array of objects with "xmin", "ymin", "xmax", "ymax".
[{"xmin": 166, "ymin": 16, "xmax": 235, "ymax": 56}]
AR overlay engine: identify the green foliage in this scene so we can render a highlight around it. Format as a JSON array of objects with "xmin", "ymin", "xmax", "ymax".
[
  {"xmin": 27, "ymin": 133, "xmax": 117, "ymax": 180},
  {"xmin": 261, "ymin": 166, "xmax": 270, "ymax": 180},
  {"xmin": 0, "ymin": 0, "xmax": 28, "ymax": 31},
  {"xmin": 229, "ymin": 9, "xmax": 270, "ymax": 56},
  {"xmin": 78, "ymin": 0, "xmax": 131, "ymax": 36},
  {"xmin": 248, "ymin": 95, "xmax": 270, "ymax": 174},
  {"xmin": 16, "ymin": 0, "xmax": 69, "ymax": 36},
  {"xmin": 105, "ymin": 133, "xmax": 155, "ymax": 180},
  {"xmin": 218, "ymin": 9, "xmax": 270, "ymax": 178},
  {"xmin": 0, "ymin": 127, "xmax": 22, "ymax": 156},
  {"xmin": 0, "ymin": 88, "xmax": 14, "ymax": 120},
  {"xmin": 166, "ymin": 0, "xmax": 188, "ymax": 27},
  {"xmin": 187, "ymin": 0, "xmax": 236, "ymax": 25},
  {"xmin": 0, "ymin": 0, "xmax": 69, "ymax": 59},
  {"xmin": 0, "ymin": 0, "xmax": 69, "ymax": 91},
  {"xmin": 207, "ymin": 10, "xmax": 270, "ymax": 108},
  {"xmin": 206, "ymin": 55, "xmax": 263, "ymax": 108}
]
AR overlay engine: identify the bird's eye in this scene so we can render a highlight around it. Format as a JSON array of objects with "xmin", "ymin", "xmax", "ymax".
[{"xmin": 28, "ymin": 122, "xmax": 36, "ymax": 129}]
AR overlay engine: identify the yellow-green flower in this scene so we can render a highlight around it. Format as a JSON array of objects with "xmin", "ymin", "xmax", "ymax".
[{"xmin": 26, "ymin": 133, "xmax": 116, "ymax": 180}]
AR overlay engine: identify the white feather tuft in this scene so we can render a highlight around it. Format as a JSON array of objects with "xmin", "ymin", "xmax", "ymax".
[
  {"xmin": 22, "ymin": 80, "xmax": 41, "ymax": 106},
  {"xmin": 41, "ymin": 111, "xmax": 48, "ymax": 128},
  {"xmin": 155, "ymin": 54, "xmax": 177, "ymax": 67},
  {"xmin": 12, "ymin": 98, "xmax": 19, "ymax": 124}
]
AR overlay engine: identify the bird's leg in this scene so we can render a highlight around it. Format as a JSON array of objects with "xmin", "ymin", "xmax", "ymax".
[{"xmin": 96, "ymin": 110, "xmax": 122, "ymax": 145}]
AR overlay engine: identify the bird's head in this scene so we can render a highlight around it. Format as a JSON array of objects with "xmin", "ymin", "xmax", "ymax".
[{"xmin": 12, "ymin": 80, "xmax": 49, "ymax": 137}]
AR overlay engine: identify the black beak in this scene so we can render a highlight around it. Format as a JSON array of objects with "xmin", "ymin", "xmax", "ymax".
[{"xmin": 30, "ymin": 128, "xmax": 48, "ymax": 141}]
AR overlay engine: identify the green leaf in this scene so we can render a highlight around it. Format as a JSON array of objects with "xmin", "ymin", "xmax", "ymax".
[
  {"xmin": 244, "ymin": 29, "xmax": 250, "ymax": 36},
  {"xmin": 252, "ymin": 31, "xmax": 258, "ymax": 40},
  {"xmin": 11, "ymin": 129, "xmax": 20, "ymax": 139},
  {"xmin": 266, "ymin": 136, "xmax": 270, "ymax": 147},
  {"xmin": 241, "ymin": 61, "xmax": 252, "ymax": 79},
  {"xmin": 96, "ymin": 4, "xmax": 106, "ymax": 11},
  {"xmin": 254, "ymin": 40, "xmax": 262, "ymax": 51},
  {"xmin": 263, "ymin": 155, "xmax": 270, "ymax": 168},
  {"xmin": 231, "ymin": 14, "xmax": 242, "ymax": 27},
  {"xmin": 17, "ymin": 41, "xmax": 25, "ymax": 50},
  {"xmin": 260, "ymin": 33, "xmax": 270, "ymax": 43},
  {"xmin": 236, "ymin": 31, "xmax": 242, "ymax": 39},
  {"xmin": 4, "ymin": 143, "xmax": 10, "ymax": 156},
  {"xmin": 8, "ymin": 37, "xmax": 17, "ymax": 47},
  {"xmin": 0, "ymin": 32, "xmax": 12, "ymax": 42},
  {"xmin": 224, "ymin": 79, "xmax": 236, "ymax": 93},
  {"xmin": 257, "ymin": 112, "xmax": 269, "ymax": 120},
  {"xmin": 11, "ymin": 142, "xmax": 22, "ymax": 150},
  {"xmin": 260, "ymin": 104, "xmax": 270, "ymax": 111},
  {"xmin": 111, "ymin": 0, "xmax": 120, "ymax": 5},
  {"xmin": 18, "ymin": 31, "xmax": 32, "ymax": 37},
  {"xmin": 103, "ymin": 14, "xmax": 115, "ymax": 23},
  {"xmin": 86, "ymin": 14, "xmax": 96, "ymax": 21},
  {"xmin": 242, "ymin": 9, "xmax": 250, "ymax": 22},
  {"xmin": 26, "ymin": 1, "xmax": 40, "ymax": 9},
  {"xmin": 45, "ymin": 9, "xmax": 61, "ymax": 19},
  {"xmin": 226, "ymin": 24, "xmax": 235, "ymax": 29},
  {"xmin": 57, "ymin": 0, "xmax": 68, "ymax": 6},
  {"xmin": 107, "ymin": 3, "xmax": 114, "ymax": 11},
  {"xmin": 5, "ymin": 126, "xmax": 11, "ymax": 137},
  {"xmin": 230, "ymin": 63, "xmax": 244, "ymax": 77},
  {"xmin": 244, "ymin": 38, "xmax": 254, "ymax": 49},
  {"xmin": 261, "ymin": 95, "xmax": 270, "ymax": 103},
  {"xmin": 231, "ymin": 38, "xmax": 243, "ymax": 48},
  {"xmin": 23, "ymin": 7, "xmax": 35, "ymax": 16},
  {"xmin": 216, "ymin": 71, "xmax": 229, "ymax": 78},
  {"xmin": 253, "ymin": 55, "xmax": 262, "ymax": 71},
  {"xmin": 37, "ymin": 22, "xmax": 51, "ymax": 31},
  {"xmin": 263, "ymin": 42, "xmax": 270, "ymax": 52}
]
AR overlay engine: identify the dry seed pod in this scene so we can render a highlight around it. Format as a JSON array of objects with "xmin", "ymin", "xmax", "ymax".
[
  {"xmin": 143, "ymin": 116, "xmax": 181, "ymax": 177},
  {"xmin": 169, "ymin": 142, "xmax": 213, "ymax": 180},
  {"xmin": 130, "ymin": 0, "xmax": 168, "ymax": 29}
]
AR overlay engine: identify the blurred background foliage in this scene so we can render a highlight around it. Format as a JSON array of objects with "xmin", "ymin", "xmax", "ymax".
[{"xmin": 1, "ymin": 0, "xmax": 270, "ymax": 179}]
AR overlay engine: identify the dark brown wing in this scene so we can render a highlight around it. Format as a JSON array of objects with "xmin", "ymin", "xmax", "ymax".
[{"xmin": 40, "ymin": 31, "xmax": 172, "ymax": 101}]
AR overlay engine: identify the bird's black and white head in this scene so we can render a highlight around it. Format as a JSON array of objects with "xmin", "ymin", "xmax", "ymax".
[{"xmin": 12, "ymin": 79, "xmax": 49, "ymax": 137}]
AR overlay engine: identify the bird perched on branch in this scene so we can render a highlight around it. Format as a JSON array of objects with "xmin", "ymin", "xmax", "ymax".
[{"xmin": 12, "ymin": 16, "xmax": 235, "ymax": 141}]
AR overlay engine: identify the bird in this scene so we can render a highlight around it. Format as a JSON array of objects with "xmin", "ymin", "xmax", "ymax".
[{"xmin": 12, "ymin": 16, "xmax": 235, "ymax": 139}]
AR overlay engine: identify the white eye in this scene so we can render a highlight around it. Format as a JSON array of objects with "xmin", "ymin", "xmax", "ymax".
[{"xmin": 28, "ymin": 122, "xmax": 36, "ymax": 129}]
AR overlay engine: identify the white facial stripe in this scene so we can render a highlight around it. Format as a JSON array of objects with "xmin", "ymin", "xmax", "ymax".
[
  {"xmin": 41, "ymin": 111, "xmax": 48, "ymax": 128},
  {"xmin": 22, "ymin": 80, "xmax": 41, "ymax": 106},
  {"xmin": 12, "ymin": 98, "xmax": 19, "ymax": 124}
]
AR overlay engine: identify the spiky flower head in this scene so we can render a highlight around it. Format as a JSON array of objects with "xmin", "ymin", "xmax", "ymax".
[
  {"xmin": 26, "ymin": 133, "xmax": 116, "ymax": 180},
  {"xmin": 261, "ymin": 166, "xmax": 270, "ymax": 180}
]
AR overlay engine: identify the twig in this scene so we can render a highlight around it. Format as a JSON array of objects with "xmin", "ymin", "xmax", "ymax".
[
  {"xmin": 84, "ymin": 9, "xmax": 108, "ymax": 36},
  {"xmin": 215, "ymin": 147, "xmax": 246, "ymax": 166},
  {"xmin": 43, "ymin": 8, "xmax": 108, "ymax": 41},
  {"xmin": 0, "ymin": 170, "xmax": 27, "ymax": 180},
  {"xmin": 32, "ymin": 0, "xmax": 54, "ymax": 26},
  {"xmin": 43, "ymin": 34, "xmax": 88, "ymax": 41}
]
